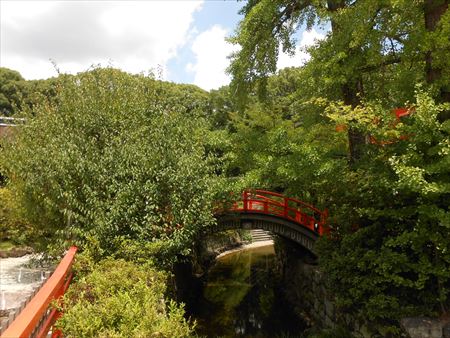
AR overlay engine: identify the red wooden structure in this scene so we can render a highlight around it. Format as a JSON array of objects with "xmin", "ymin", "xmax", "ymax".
[
  {"xmin": 1, "ymin": 246, "xmax": 77, "ymax": 338},
  {"xmin": 335, "ymin": 107, "xmax": 413, "ymax": 145},
  {"xmin": 230, "ymin": 190, "xmax": 328, "ymax": 235},
  {"xmin": 368, "ymin": 107, "xmax": 413, "ymax": 145}
]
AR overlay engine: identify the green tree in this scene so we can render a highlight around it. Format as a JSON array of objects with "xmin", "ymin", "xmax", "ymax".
[
  {"xmin": 228, "ymin": 0, "xmax": 449, "ymax": 162},
  {"xmin": 225, "ymin": 0, "xmax": 450, "ymax": 333},
  {"xmin": 318, "ymin": 91, "xmax": 450, "ymax": 333},
  {"xmin": 0, "ymin": 68, "xmax": 226, "ymax": 262},
  {"xmin": 0, "ymin": 68, "xmax": 28, "ymax": 116}
]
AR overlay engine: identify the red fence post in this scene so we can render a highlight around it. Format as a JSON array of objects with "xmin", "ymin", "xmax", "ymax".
[
  {"xmin": 283, "ymin": 197, "xmax": 288, "ymax": 218},
  {"xmin": 319, "ymin": 209, "xmax": 329, "ymax": 235},
  {"xmin": 243, "ymin": 191, "xmax": 248, "ymax": 212}
]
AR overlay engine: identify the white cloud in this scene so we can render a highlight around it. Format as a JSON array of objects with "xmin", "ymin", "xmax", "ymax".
[
  {"xmin": 187, "ymin": 25, "xmax": 238, "ymax": 91},
  {"xmin": 277, "ymin": 28, "xmax": 325, "ymax": 69},
  {"xmin": 188, "ymin": 26, "xmax": 325, "ymax": 91},
  {"xmin": 0, "ymin": 1, "xmax": 203, "ymax": 79}
]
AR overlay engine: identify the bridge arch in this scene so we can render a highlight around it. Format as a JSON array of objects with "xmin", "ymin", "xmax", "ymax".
[{"xmin": 213, "ymin": 190, "xmax": 328, "ymax": 254}]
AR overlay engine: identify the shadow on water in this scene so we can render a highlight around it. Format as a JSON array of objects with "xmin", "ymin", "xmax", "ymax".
[{"xmin": 189, "ymin": 245, "xmax": 307, "ymax": 338}]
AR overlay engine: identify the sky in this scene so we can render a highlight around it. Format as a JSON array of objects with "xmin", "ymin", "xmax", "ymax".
[{"xmin": 0, "ymin": 0, "xmax": 325, "ymax": 91}]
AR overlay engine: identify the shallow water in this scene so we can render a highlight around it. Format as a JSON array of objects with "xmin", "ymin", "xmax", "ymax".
[
  {"xmin": 0, "ymin": 255, "xmax": 50, "ymax": 311},
  {"xmin": 191, "ymin": 245, "xmax": 306, "ymax": 338}
]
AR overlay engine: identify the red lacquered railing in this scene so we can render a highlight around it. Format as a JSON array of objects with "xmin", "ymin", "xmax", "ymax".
[
  {"xmin": 230, "ymin": 190, "xmax": 328, "ymax": 235},
  {"xmin": 1, "ymin": 246, "xmax": 77, "ymax": 338}
]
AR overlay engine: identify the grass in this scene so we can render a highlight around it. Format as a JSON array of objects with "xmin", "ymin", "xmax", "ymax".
[{"xmin": 0, "ymin": 240, "xmax": 17, "ymax": 251}]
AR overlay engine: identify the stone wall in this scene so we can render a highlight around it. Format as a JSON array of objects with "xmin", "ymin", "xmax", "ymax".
[
  {"xmin": 274, "ymin": 237, "xmax": 450, "ymax": 338},
  {"xmin": 401, "ymin": 317, "xmax": 450, "ymax": 338},
  {"xmin": 274, "ymin": 238, "xmax": 337, "ymax": 329},
  {"xmin": 193, "ymin": 230, "xmax": 246, "ymax": 274}
]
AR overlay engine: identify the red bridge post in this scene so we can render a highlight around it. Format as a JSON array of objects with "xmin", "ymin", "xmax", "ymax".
[
  {"xmin": 243, "ymin": 190, "xmax": 248, "ymax": 212},
  {"xmin": 283, "ymin": 197, "xmax": 288, "ymax": 218}
]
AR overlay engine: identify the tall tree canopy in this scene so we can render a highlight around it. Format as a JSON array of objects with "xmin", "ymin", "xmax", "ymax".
[
  {"xmin": 225, "ymin": 0, "xmax": 450, "ymax": 333},
  {"xmin": 0, "ymin": 68, "xmax": 27, "ymax": 116}
]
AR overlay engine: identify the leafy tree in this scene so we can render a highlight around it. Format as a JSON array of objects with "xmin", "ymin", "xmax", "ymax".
[
  {"xmin": 225, "ymin": 0, "xmax": 450, "ymax": 333},
  {"xmin": 318, "ymin": 91, "xmax": 450, "ymax": 333},
  {"xmin": 0, "ymin": 68, "xmax": 226, "ymax": 263},
  {"xmin": 208, "ymin": 86, "xmax": 238, "ymax": 130},
  {"xmin": 0, "ymin": 187, "xmax": 32, "ymax": 245},
  {"xmin": 0, "ymin": 68, "xmax": 27, "ymax": 116},
  {"xmin": 228, "ymin": 0, "xmax": 449, "ymax": 162}
]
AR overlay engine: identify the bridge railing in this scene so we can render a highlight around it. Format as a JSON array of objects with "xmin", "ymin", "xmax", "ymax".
[
  {"xmin": 1, "ymin": 246, "xmax": 77, "ymax": 338},
  {"xmin": 231, "ymin": 190, "xmax": 328, "ymax": 235}
]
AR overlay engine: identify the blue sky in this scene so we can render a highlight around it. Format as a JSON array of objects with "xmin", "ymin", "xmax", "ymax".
[
  {"xmin": 167, "ymin": 0, "xmax": 243, "ymax": 85},
  {"xmin": 0, "ymin": 1, "xmax": 324, "ymax": 91}
]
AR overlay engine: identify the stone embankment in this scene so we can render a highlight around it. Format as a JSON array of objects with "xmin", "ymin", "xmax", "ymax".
[
  {"xmin": 274, "ymin": 238, "xmax": 450, "ymax": 338},
  {"xmin": 216, "ymin": 240, "xmax": 274, "ymax": 259},
  {"xmin": 0, "ymin": 247, "xmax": 33, "ymax": 258}
]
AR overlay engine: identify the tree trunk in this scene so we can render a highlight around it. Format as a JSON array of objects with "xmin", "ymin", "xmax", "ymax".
[
  {"xmin": 327, "ymin": 0, "xmax": 366, "ymax": 164},
  {"xmin": 343, "ymin": 81, "xmax": 365, "ymax": 164},
  {"xmin": 424, "ymin": 0, "xmax": 449, "ymax": 104}
]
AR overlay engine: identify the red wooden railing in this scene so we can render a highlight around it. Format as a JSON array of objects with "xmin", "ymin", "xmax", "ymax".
[
  {"xmin": 230, "ymin": 190, "xmax": 328, "ymax": 235},
  {"xmin": 1, "ymin": 246, "xmax": 77, "ymax": 338}
]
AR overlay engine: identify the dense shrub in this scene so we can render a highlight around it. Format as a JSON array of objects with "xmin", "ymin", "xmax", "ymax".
[
  {"xmin": 0, "ymin": 187, "xmax": 31, "ymax": 245},
  {"xmin": 56, "ymin": 256, "xmax": 194, "ymax": 337},
  {"xmin": 0, "ymin": 68, "xmax": 227, "ymax": 260}
]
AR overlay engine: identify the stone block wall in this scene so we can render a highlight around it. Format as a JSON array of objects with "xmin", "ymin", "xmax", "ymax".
[
  {"xmin": 274, "ymin": 237, "xmax": 450, "ymax": 338},
  {"xmin": 274, "ymin": 238, "xmax": 337, "ymax": 329}
]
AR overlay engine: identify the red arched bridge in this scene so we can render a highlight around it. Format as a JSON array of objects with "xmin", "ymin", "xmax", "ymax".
[
  {"xmin": 0, "ymin": 190, "xmax": 328, "ymax": 338},
  {"xmin": 217, "ymin": 190, "xmax": 328, "ymax": 252}
]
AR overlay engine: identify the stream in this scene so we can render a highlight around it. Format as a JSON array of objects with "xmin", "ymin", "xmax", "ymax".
[
  {"xmin": 189, "ymin": 244, "xmax": 307, "ymax": 337},
  {"xmin": 0, "ymin": 255, "xmax": 51, "ymax": 323}
]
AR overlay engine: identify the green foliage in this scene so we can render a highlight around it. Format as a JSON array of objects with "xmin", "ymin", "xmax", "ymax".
[
  {"xmin": 227, "ymin": 68, "xmax": 348, "ymax": 209},
  {"xmin": 305, "ymin": 326, "xmax": 354, "ymax": 338},
  {"xmin": 317, "ymin": 91, "xmax": 450, "ymax": 331},
  {"xmin": 0, "ymin": 68, "xmax": 226, "ymax": 262},
  {"xmin": 0, "ymin": 187, "xmax": 32, "ymax": 245},
  {"xmin": 0, "ymin": 67, "xmax": 27, "ymax": 116},
  {"xmin": 228, "ymin": 0, "xmax": 317, "ymax": 102},
  {"xmin": 0, "ymin": 67, "xmax": 59, "ymax": 116},
  {"xmin": 208, "ymin": 86, "xmax": 237, "ymax": 130},
  {"xmin": 56, "ymin": 256, "xmax": 194, "ymax": 337},
  {"xmin": 226, "ymin": 0, "xmax": 450, "ymax": 332}
]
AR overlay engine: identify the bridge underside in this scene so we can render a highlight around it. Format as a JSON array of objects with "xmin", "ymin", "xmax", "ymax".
[{"xmin": 215, "ymin": 213, "xmax": 319, "ymax": 254}]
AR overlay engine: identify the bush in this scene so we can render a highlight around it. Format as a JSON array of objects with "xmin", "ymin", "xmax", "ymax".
[
  {"xmin": 0, "ymin": 68, "xmax": 227, "ymax": 260},
  {"xmin": 0, "ymin": 187, "xmax": 31, "ymax": 245},
  {"xmin": 56, "ymin": 256, "xmax": 194, "ymax": 337}
]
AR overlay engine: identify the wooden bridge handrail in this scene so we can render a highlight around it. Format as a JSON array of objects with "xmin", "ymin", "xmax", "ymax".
[
  {"xmin": 230, "ymin": 190, "xmax": 328, "ymax": 235},
  {"xmin": 1, "ymin": 246, "xmax": 77, "ymax": 338},
  {"xmin": 245, "ymin": 190, "xmax": 324, "ymax": 214}
]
